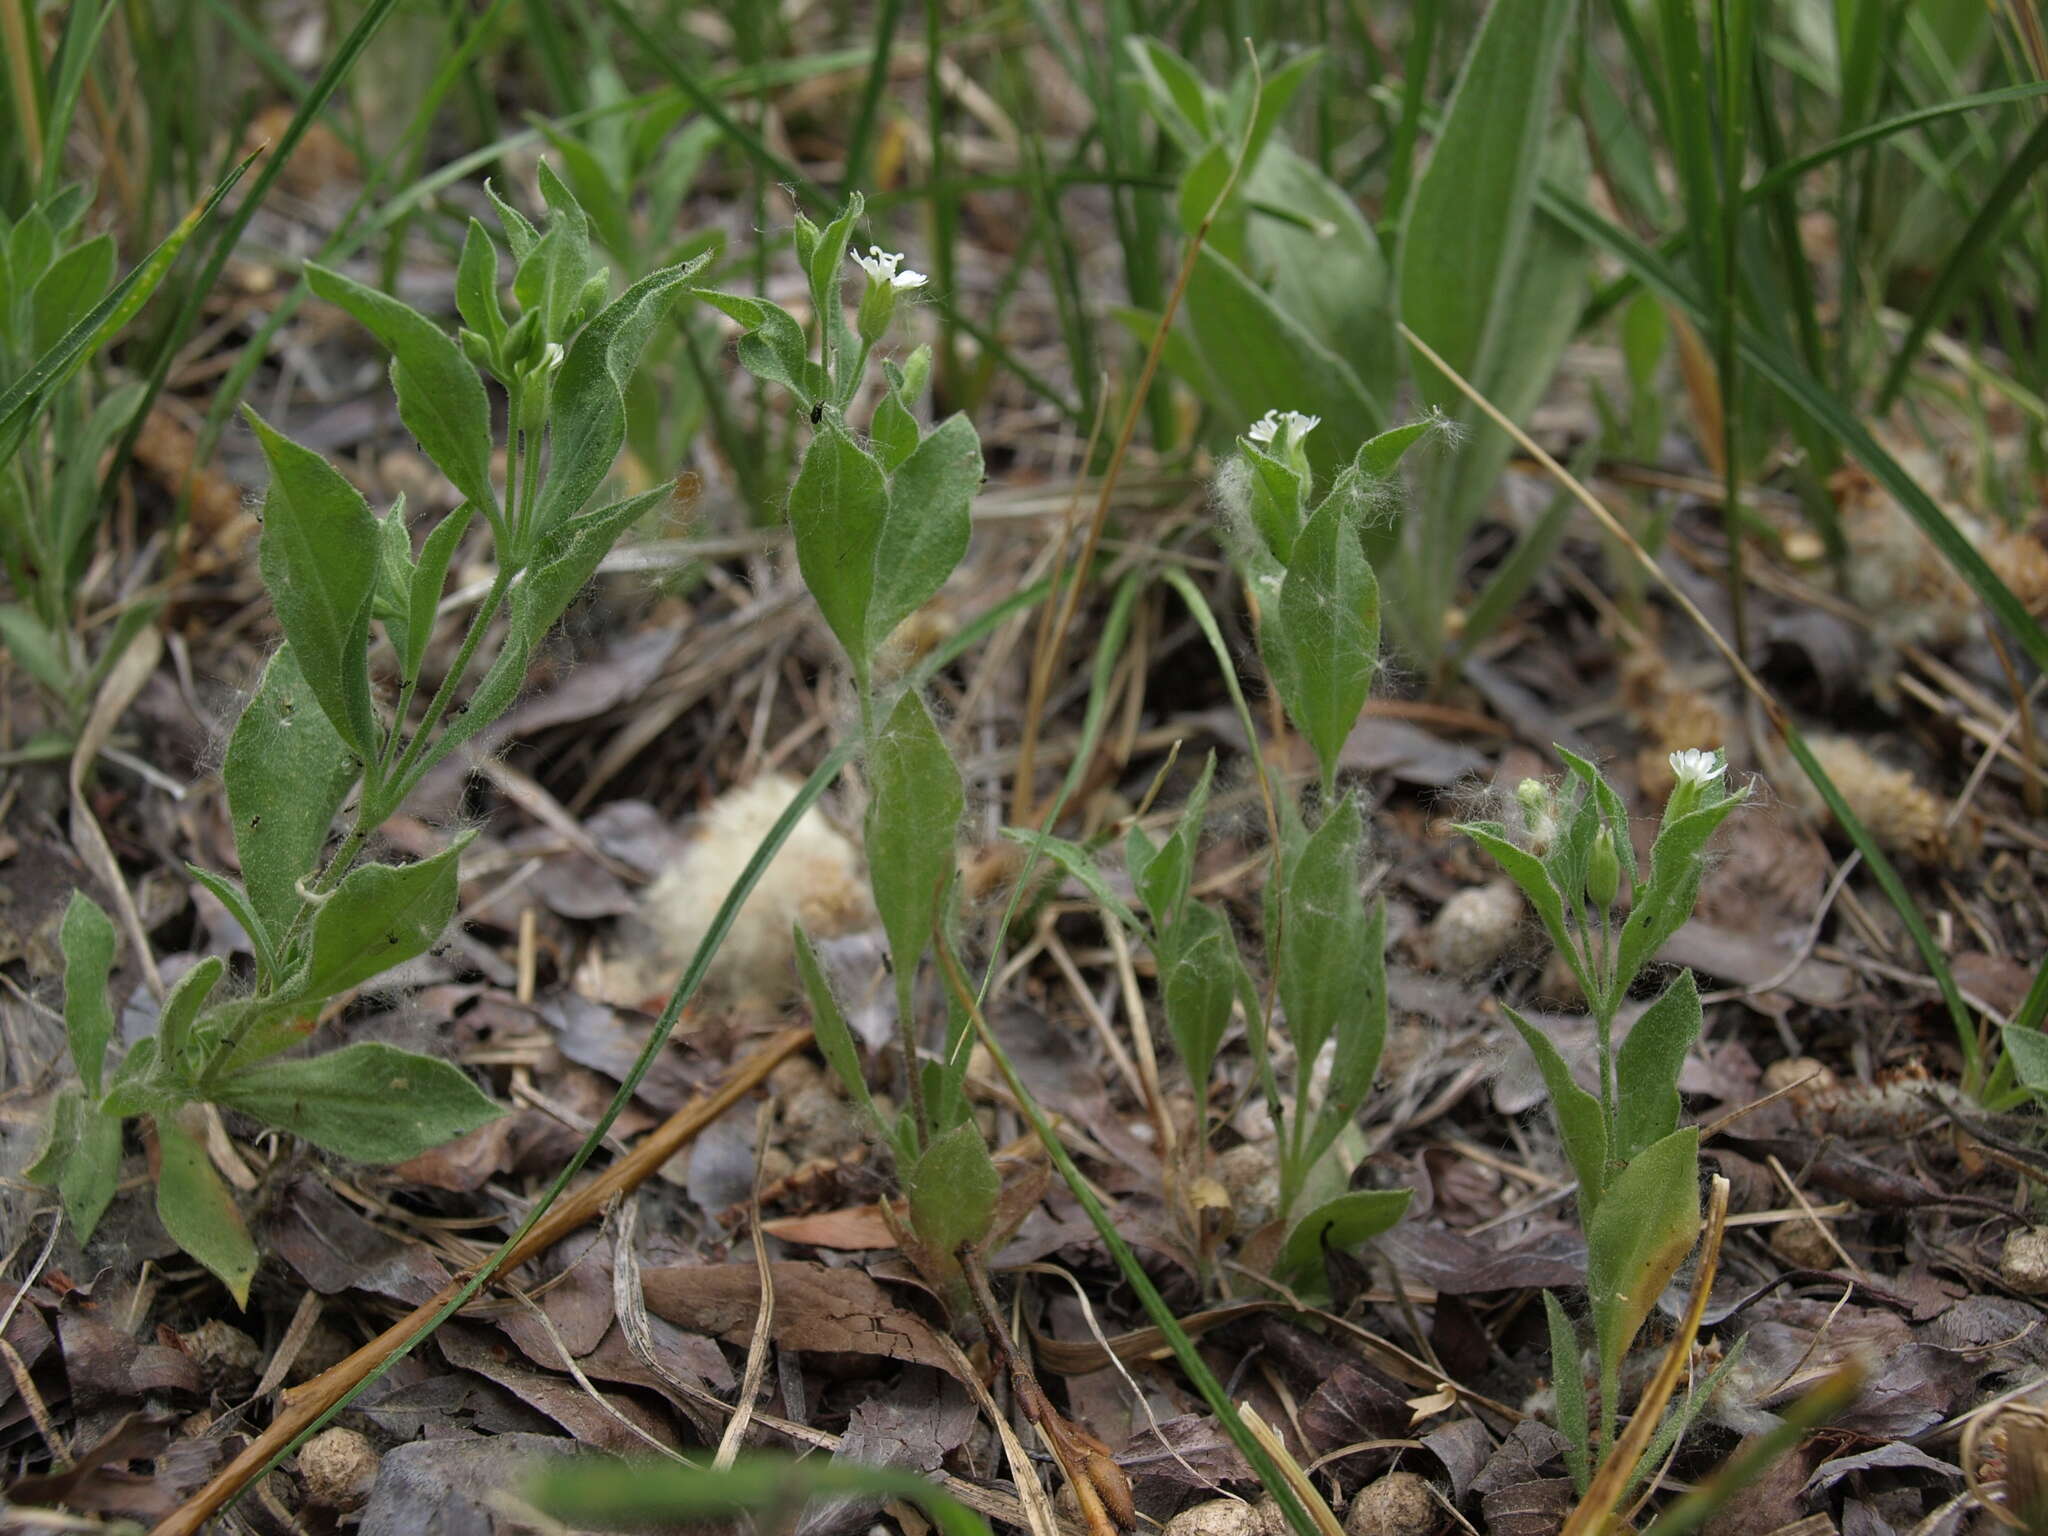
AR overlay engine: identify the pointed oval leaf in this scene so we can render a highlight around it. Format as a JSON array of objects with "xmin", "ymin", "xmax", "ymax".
[
  {"xmin": 864, "ymin": 691, "xmax": 962, "ymax": 999},
  {"xmin": 244, "ymin": 408, "xmax": 380, "ymax": 754},
  {"xmin": 60, "ymin": 889, "xmax": 118, "ymax": 1096},
  {"xmin": 295, "ymin": 833, "xmax": 473, "ymax": 1006},
  {"xmin": 223, "ymin": 643, "xmax": 359, "ymax": 943},
  {"xmin": 905, "ymin": 1121, "xmax": 998, "ymax": 1261},
  {"xmin": 1275, "ymin": 1188, "xmax": 1414, "ymax": 1286},
  {"xmin": 154, "ymin": 1113, "xmax": 257, "ymax": 1306},
  {"xmin": 869, "ymin": 413, "xmax": 980, "ymax": 647},
  {"xmin": 789, "ymin": 417, "xmax": 888, "ymax": 676},
  {"xmin": 1273, "ymin": 496, "xmax": 1380, "ymax": 788},
  {"xmin": 211, "ymin": 1040, "xmax": 501, "ymax": 1163},
  {"xmin": 1586, "ymin": 1126, "xmax": 1700, "ymax": 1376},
  {"xmin": 1506, "ymin": 1004, "xmax": 1609, "ymax": 1221},
  {"xmin": 1614, "ymin": 969, "xmax": 1701, "ymax": 1162},
  {"xmin": 303, "ymin": 264, "xmax": 497, "ymax": 525}
]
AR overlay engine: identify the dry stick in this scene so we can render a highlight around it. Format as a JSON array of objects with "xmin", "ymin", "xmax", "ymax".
[
  {"xmin": 150, "ymin": 1025, "xmax": 811, "ymax": 1536},
  {"xmin": 1558, "ymin": 1176, "xmax": 1733, "ymax": 1536},
  {"xmin": 1012, "ymin": 46, "xmax": 1261, "ymax": 827}
]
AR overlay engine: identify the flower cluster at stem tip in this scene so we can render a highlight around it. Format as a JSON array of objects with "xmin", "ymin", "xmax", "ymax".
[{"xmin": 852, "ymin": 244, "xmax": 927, "ymax": 344}]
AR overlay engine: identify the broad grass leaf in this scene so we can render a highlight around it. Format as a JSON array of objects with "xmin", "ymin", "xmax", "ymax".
[
  {"xmin": 154, "ymin": 1112, "xmax": 257, "ymax": 1306},
  {"xmin": 864, "ymin": 691, "xmax": 962, "ymax": 1007},
  {"xmin": 869, "ymin": 412, "xmax": 979, "ymax": 646},
  {"xmin": 293, "ymin": 833, "xmax": 473, "ymax": 1006},
  {"xmin": 303, "ymin": 264, "xmax": 497, "ymax": 524},
  {"xmin": 30, "ymin": 233, "xmax": 113, "ymax": 354},
  {"xmin": 0, "ymin": 603, "xmax": 77, "ymax": 701},
  {"xmin": 1506, "ymin": 1004, "xmax": 1609, "ymax": 1220},
  {"xmin": 1186, "ymin": 245, "xmax": 1381, "ymax": 478},
  {"xmin": 1587, "ymin": 1126, "xmax": 1700, "ymax": 1378},
  {"xmin": 60, "ymin": 889, "xmax": 117, "ymax": 1096},
  {"xmin": 244, "ymin": 408, "xmax": 379, "ymax": 754},
  {"xmin": 211, "ymin": 1040, "xmax": 501, "ymax": 1162},
  {"xmin": 1397, "ymin": 0, "xmax": 1575, "ymax": 412},
  {"xmin": 1615, "ymin": 970, "xmax": 1701, "ymax": 1161},
  {"xmin": 789, "ymin": 418, "xmax": 888, "ymax": 677},
  {"xmin": 1275, "ymin": 1188, "xmax": 1413, "ymax": 1286},
  {"xmin": 531, "ymin": 256, "xmax": 707, "ymax": 534},
  {"xmin": 223, "ymin": 643, "xmax": 358, "ymax": 943}
]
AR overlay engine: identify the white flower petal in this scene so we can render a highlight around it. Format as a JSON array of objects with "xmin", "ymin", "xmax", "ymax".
[
  {"xmin": 892, "ymin": 268, "xmax": 927, "ymax": 290},
  {"xmin": 1246, "ymin": 410, "xmax": 1283, "ymax": 445},
  {"xmin": 1667, "ymin": 748, "xmax": 1723, "ymax": 787}
]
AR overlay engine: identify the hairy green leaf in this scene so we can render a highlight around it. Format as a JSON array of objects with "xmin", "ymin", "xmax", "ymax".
[
  {"xmin": 905, "ymin": 1121, "xmax": 997, "ymax": 1261},
  {"xmin": 60, "ymin": 889, "xmax": 117, "ymax": 1096},
  {"xmin": 1587, "ymin": 1126, "xmax": 1700, "ymax": 1379},
  {"xmin": 292, "ymin": 833, "xmax": 472, "ymax": 1008},
  {"xmin": 1275, "ymin": 1188, "xmax": 1413, "ymax": 1285},
  {"xmin": 789, "ymin": 418, "xmax": 888, "ymax": 678},
  {"xmin": 155, "ymin": 1112, "xmax": 258, "ymax": 1306},
  {"xmin": 212, "ymin": 1041, "xmax": 500, "ymax": 1162},
  {"xmin": 1615, "ymin": 970, "xmax": 1701, "ymax": 1162},
  {"xmin": 869, "ymin": 413, "xmax": 980, "ymax": 647},
  {"xmin": 1506, "ymin": 1005, "xmax": 1609, "ymax": 1221},
  {"xmin": 864, "ymin": 691, "xmax": 962, "ymax": 1014}
]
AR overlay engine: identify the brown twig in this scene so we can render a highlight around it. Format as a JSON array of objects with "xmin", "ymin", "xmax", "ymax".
[
  {"xmin": 960, "ymin": 1246, "xmax": 1135, "ymax": 1536},
  {"xmin": 150, "ymin": 1025, "xmax": 812, "ymax": 1536}
]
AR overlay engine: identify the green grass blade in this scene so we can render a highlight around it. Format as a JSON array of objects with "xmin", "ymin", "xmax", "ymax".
[
  {"xmin": 841, "ymin": 0, "xmax": 905, "ymax": 194},
  {"xmin": 1539, "ymin": 186, "xmax": 2048, "ymax": 677},
  {"xmin": 1875, "ymin": 109, "xmax": 2048, "ymax": 411}
]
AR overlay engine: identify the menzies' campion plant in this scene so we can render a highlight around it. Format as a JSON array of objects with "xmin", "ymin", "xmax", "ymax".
[
  {"xmin": 31, "ymin": 171, "xmax": 704, "ymax": 1302},
  {"xmin": 1460, "ymin": 748, "xmax": 1747, "ymax": 1490},
  {"xmin": 1128, "ymin": 408, "xmax": 1444, "ymax": 1292},
  {"xmin": 699, "ymin": 195, "xmax": 1002, "ymax": 1310}
]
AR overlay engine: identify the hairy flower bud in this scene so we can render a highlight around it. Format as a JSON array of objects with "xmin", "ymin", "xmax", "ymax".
[{"xmin": 1587, "ymin": 824, "xmax": 1619, "ymax": 909}]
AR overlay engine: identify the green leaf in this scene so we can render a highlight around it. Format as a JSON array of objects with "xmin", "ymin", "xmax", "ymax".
[
  {"xmin": 223, "ymin": 643, "xmax": 359, "ymax": 944},
  {"xmin": 1159, "ymin": 900, "xmax": 1243, "ymax": 1113},
  {"xmin": 532, "ymin": 1453, "xmax": 991, "ymax": 1536},
  {"xmin": 186, "ymin": 866, "xmax": 278, "ymax": 984},
  {"xmin": 1272, "ymin": 494, "xmax": 1380, "ymax": 789},
  {"xmin": 1615, "ymin": 970, "xmax": 1701, "ymax": 1162},
  {"xmin": 303, "ymin": 264, "xmax": 497, "ymax": 527},
  {"xmin": 154, "ymin": 1112, "xmax": 258, "ymax": 1306},
  {"xmin": 244, "ymin": 407, "xmax": 380, "ymax": 754},
  {"xmin": 291, "ymin": 833, "xmax": 472, "ymax": 1008},
  {"xmin": 0, "ymin": 157, "xmax": 245, "ymax": 474},
  {"xmin": 30, "ymin": 233, "xmax": 114, "ymax": 355},
  {"xmin": 455, "ymin": 218, "xmax": 506, "ymax": 349},
  {"xmin": 60, "ymin": 890, "xmax": 118, "ymax": 1096},
  {"xmin": 404, "ymin": 505, "xmax": 471, "ymax": 683},
  {"xmin": 1544, "ymin": 1293, "xmax": 1591, "ymax": 1493},
  {"xmin": 1505, "ymin": 1004, "xmax": 1609, "ymax": 1221},
  {"xmin": 694, "ymin": 291, "xmax": 822, "ymax": 405},
  {"xmin": 1397, "ymin": 0, "xmax": 1575, "ymax": 412},
  {"xmin": 1458, "ymin": 823, "xmax": 1592, "ymax": 1000},
  {"xmin": 1615, "ymin": 791, "xmax": 1745, "ymax": 994},
  {"xmin": 530, "ymin": 255, "xmax": 707, "ymax": 535},
  {"xmin": 28, "ymin": 1088, "xmax": 123, "ymax": 1242},
  {"xmin": 1356, "ymin": 421, "xmax": 1436, "ymax": 478},
  {"xmin": 2001, "ymin": 1023, "xmax": 2048, "ymax": 1097},
  {"xmin": 157, "ymin": 955, "xmax": 225, "ymax": 1064},
  {"xmin": 1186, "ymin": 246, "xmax": 1382, "ymax": 478},
  {"xmin": 1587, "ymin": 1126, "xmax": 1700, "ymax": 1378},
  {"xmin": 1557, "ymin": 746, "xmax": 1637, "ymax": 885},
  {"xmin": 864, "ymin": 691, "xmax": 962, "ymax": 1012},
  {"xmin": 1313, "ymin": 893, "xmax": 1388, "ymax": 1162},
  {"xmin": 1275, "ymin": 1188, "xmax": 1413, "ymax": 1285},
  {"xmin": 868, "ymin": 413, "xmax": 980, "ymax": 648},
  {"xmin": 211, "ymin": 1040, "xmax": 501, "ymax": 1163},
  {"xmin": 1129, "ymin": 751, "xmax": 1215, "ymax": 931},
  {"xmin": 793, "ymin": 924, "xmax": 896, "ymax": 1152},
  {"xmin": 0, "ymin": 604, "xmax": 78, "ymax": 701},
  {"xmin": 904, "ymin": 1121, "xmax": 997, "ymax": 1261},
  {"xmin": 998, "ymin": 828, "xmax": 1141, "ymax": 933},
  {"xmin": 788, "ymin": 417, "xmax": 888, "ymax": 678},
  {"xmin": 1275, "ymin": 796, "xmax": 1371, "ymax": 1075},
  {"xmin": 373, "ymin": 500, "xmax": 415, "ymax": 666}
]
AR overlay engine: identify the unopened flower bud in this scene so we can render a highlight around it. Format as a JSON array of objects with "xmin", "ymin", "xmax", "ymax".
[
  {"xmin": 1588, "ymin": 825, "xmax": 1619, "ymax": 908},
  {"xmin": 1515, "ymin": 779, "xmax": 1557, "ymax": 855}
]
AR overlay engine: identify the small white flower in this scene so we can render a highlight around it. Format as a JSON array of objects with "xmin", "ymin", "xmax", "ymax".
[
  {"xmin": 539, "ymin": 342, "xmax": 566, "ymax": 372},
  {"xmin": 1246, "ymin": 409, "xmax": 1320, "ymax": 448},
  {"xmin": 1668, "ymin": 748, "xmax": 1723, "ymax": 788},
  {"xmin": 851, "ymin": 245, "xmax": 927, "ymax": 290}
]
